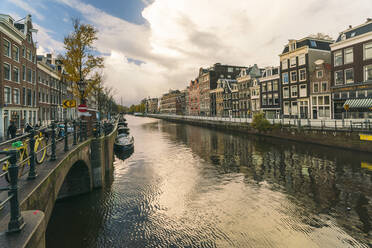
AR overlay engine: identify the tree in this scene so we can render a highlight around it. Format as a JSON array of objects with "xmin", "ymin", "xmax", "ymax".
[
  {"xmin": 251, "ymin": 113, "xmax": 271, "ymax": 132},
  {"xmin": 59, "ymin": 18, "xmax": 104, "ymax": 104}
]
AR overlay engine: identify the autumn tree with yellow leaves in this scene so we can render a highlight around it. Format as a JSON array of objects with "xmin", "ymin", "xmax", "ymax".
[{"xmin": 59, "ymin": 18, "xmax": 104, "ymax": 104}]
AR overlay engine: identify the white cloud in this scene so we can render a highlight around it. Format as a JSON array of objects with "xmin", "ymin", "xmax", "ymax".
[
  {"xmin": 10, "ymin": 0, "xmax": 45, "ymax": 20},
  {"xmin": 34, "ymin": 23, "xmax": 64, "ymax": 55},
  {"xmin": 47, "ymin": 0, "xmax": 372, "ymax": 106}
]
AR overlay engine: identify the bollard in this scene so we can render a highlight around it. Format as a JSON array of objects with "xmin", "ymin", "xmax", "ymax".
[
  {"xmin": 64, "ymin": 120, "xmax": 69, "ymax": 152},
  {"xmin": 27, "ymin": 129, "xmax": 37, "ymax": 180},
  {"xmin": 51, "ymin": 122, "xmax": 56, "ymax": 161},
  {"xmin": 335, "ymin": 120, "xmax": 337, "ymax": 130},
  {"xmin": 350, "ymin": 120, "xmax": 353, "ymax": 131},
  {"xmin": 7, "ymin": 150, "xmax": 25, "ymax": 233},
  {"xmin": 73, "ymin": 120, "xmax": 77, "ymax": 145}
]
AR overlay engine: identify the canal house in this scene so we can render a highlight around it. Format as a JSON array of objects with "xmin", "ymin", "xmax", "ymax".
[{"xmin": 330, "ymin": 18, "xmax": 372, "ymax": 119}]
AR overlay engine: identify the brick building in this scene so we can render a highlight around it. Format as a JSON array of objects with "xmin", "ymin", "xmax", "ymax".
[
  {"xmin": 188, "ymin": 79, "xmax": 200, "ymax": 116},
  {"xmin": 260, "ymin": 66, "xmax": 281, "ymax": 119},
  {"xmin": 0, "ymin": 14, "xmax": 38, "ymax": 139}
]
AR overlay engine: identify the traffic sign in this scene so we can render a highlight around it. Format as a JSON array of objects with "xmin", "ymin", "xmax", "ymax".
[
  {"xmin": 78, "ymin": 104, "xmax": 88, "ymax": 112},
  {"xmin": 62, "ymin": 99, "xmax": 76, "ymax": 108}
]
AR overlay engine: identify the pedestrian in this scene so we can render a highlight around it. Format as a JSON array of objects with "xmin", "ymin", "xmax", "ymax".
[{"xmin": 7, "ymin": 120, "xmax": 17, "ymax": 140}]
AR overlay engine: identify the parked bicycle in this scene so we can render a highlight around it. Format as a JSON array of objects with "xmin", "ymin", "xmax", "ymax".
[{"xmin": 1, "ymin": 127, "xmax": 49, "ymax": 182}]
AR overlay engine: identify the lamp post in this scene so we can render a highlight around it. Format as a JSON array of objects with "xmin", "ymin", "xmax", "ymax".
[{"xmin": 77, "ymin": 79, "xmax": 87, "ymax": 105}]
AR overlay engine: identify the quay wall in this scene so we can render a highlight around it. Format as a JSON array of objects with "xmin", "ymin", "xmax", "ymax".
[{"xmin": 149, "ymin": 115, "xmax": 372, "ymax": 153}]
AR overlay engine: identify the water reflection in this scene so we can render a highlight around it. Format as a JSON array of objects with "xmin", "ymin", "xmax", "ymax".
[
  {"xmin": 115, "ymin": 148, "xmax": 134, "ymax": 161},
  {"xmin": 47, "ymin": 116, "xmax": 371, "ymax": 247}
]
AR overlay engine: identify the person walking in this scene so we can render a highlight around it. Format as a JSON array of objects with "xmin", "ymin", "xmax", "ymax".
[{"xmin": 7, "ymin": 120, "xmax": 17, "ymax": 139}]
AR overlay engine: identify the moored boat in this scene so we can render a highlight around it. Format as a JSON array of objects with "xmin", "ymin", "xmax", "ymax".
[{"xmin": 114, "ymin": 133, "xmax": 134, "ymax": 152}]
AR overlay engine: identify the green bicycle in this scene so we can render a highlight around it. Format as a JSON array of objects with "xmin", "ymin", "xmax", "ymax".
[{"xmin": 2, "ymin": 130, "xmax": 49, "ymax": 182}]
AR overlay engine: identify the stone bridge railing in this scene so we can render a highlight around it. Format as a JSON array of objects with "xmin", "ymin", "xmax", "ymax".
[{"xmin": 0, "ymin": 118, "xmax": 118, "ymax": 248}]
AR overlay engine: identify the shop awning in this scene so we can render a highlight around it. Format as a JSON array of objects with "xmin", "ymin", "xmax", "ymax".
[{"xmin": 343, "ymin": 98, "xmax": 372, "ymax": 109}]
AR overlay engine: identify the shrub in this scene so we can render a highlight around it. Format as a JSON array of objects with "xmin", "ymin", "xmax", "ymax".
[{"xmin": 251, "ymin": 113, "xmax": 271, "ymax": 132}]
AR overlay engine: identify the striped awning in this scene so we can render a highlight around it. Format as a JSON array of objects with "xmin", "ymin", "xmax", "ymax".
[{"xmin": 343, "ymin": 98, "xmax": 372, "ymax": 109}]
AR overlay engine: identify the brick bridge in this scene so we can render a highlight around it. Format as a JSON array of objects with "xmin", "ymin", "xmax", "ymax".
[{"xmin": 0, "ymin": 122, "xmax": 118, "ymax": 248}]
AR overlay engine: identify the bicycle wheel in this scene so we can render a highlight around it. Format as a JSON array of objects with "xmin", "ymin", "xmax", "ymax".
[
  {"xmin": 17, "ymin": 147, "xmax": 29, "ymax": 178},
  {"xmin": 35, "ymin": 137, "xmax": 47, "ymax": 164}
]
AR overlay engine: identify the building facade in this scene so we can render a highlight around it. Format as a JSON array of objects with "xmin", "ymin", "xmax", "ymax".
[
  {"xmin": 280, "ymin": 35, "xmax": 333, "ymax": 119},
  {"xmin": 198, "ymin": 63, "xmax": 245, "ymax": 116},
  {"xmin": 145, "ymin": 98, "xmax": 159, "ymax": 114},
  {"xmin": 331, "ymin": 19, "xmax": 372, "ymax": 119},
  {"xmin": 188, "ymin": 79, "xmax": 200, "ymax": 116},
  {"xmin": 260, "ymin": 66, "xmax": 281, "ymax": 119},
  {"xmin": 221, "ymin": 79, "xmax": 238, "ymax": 117},
  {"xmin": 160, "ymin": 90, "xmax": 182, "ymax": 114},
  {"xmin": 237, "ymin": 65, "xmax": 261, "ymax": 118},
  {"xmin": 0, "ymin": 14, "xmax": 38, "ymax": 139},
  {"xmin": 310, "ymin": 60, "xmax": 332, "ymax": 119}
]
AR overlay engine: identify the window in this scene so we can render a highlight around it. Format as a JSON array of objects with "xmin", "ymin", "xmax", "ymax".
[
  {"xmin": 274, "ymin": 93, "xmax": 279, "ymax": 105},
  {"xmin": 310, "ymin": 40, "xmax": 317, "ymax": 47},
  {"xmin": 299, "ymin": 54, "xmax": 305, "ymax": 65},
  {"xmin": 22, "ymin": 65, "xmax": 26, "ymax": 81},
  {"xmin": 4, "ymin": 63, "xmax": 11, "ymax": 80},
  {"xmin": 299, "ymin": 84, "xmax": 307, "ymax": 97},
  {"xmin": 12, "ymin": 45, "xmax": 19, "ymax": 61},
  {"xmin": 13, "ymin": 67, "xmax": 19, "ymax": 83},
  {"xmin": 262, "ymin": 95, "xmax": 267, "ymax": 105},
  {"xmin": 268, "ymin": 94, "xmax": 273, "ymax": 105},
  {"xmin": 282, "ymin": 72, "xmax": 289, "ymax": 84},
  {"xmin": 365, "ymin": 65, "xmax": 372, "ymax": 81},
  {"xmin": 267, "ymin": 82, "xmax": 272, "ymax": 91},
  {"xmin": 26, "ymin": 49, "xmax": 31, "ymax": 61},
  {"xmin": 316, "ymin": 70, "xmax": 323, "ymax": 78},
  {"xmin": 284, "ymin": 101, "xmax": 290, "ymax": 114},
  {"xmin": 299, "ymin": 69, "xmax": 306, "ymax": 81},
  {"xmin": 322, "ymin": 82, "xmax": 328, "ymax": 92},
  {"xmin": 344, "ymin": 48, "xmax": 353, "ymax": 64},
  {"xmin": 33, "ymin": 70, "xmax": 36, "ymax": 83},
  {"xmin": 3, "ymin": 39, "xmax": 10, "ymax": 57},
  {"xmin": 291, "ymin": 102, "xmax": 298, "ymax": 115},
  {"xmin": 273, "ymin": 81, "xmax": 278, "ymax": 91},
  {"xmin": 291, "ymin": 85, "xmax": 298, "ymax": 97},
  {"xmin": 282, "ymin": 60, "xmax": 288, "ymax": 70},
  {"xmin": 27, "ymin": 68, "xmax": 32, "ymax": 82},
  {"xmin": 345, "ymin": 68, "xmax": 354, "ymax": 84},
  {"xmin": 312, "ymin": 96, "xmax": 317, "ymax": 105},
  {"xmin": 22, "ymin": 46, "xmax": 26, "ymax": 57},
  {"xmin": 324, "ymin": 96, "xmax": 330, "ymax": 105},
  {"xmin": 283, "ymin": 87, "xmax": 289, "ymax": 98},
  {"xmin": 228, "ymin": 67, "xmax": 233, "ymax": 73},
  {"xmin": 335, "ymin": 70, "xmax": 343, "ymax": 85},
  {"xmin": 22, "ymin": 87, "xmax": 26, "ymax": 105},
  {"xmin": 13, "ymin": 89, "xmax": 20, "ymax": 104},
  {"xmin": 313, "ymin": 83, "xmax": 319, "ymax": 93},
  {"xmin": 290, "ymin": 42, "xmax": 296, "ymax": 51},
  {"xmin": 262, "ymin": 83, "xmax": 266, "ymax": 92},
  {"xmin": 4, "ymin": 87, "xmax": 11, "ymax": 104},
  {"xmin": 290, "ymin": 57, "xmax": 297, "ymax": 67},
  {"xmin": 334, "ymin": 51, "xmax": 342, "ymax": 66},
  {"xmin": 27, "ymin": 89, "xmax": 32, "ymax": 106},
  {"xmin": 357, "ymin": 90, "xmax": 366, "ymax": 98},
  {"xmin": 364, "ymin": 42, "xmax": 372, "ymax": 60},
  {"xmin": 291, "ymin": 71, "xmax": 297, "ymax": 82}
]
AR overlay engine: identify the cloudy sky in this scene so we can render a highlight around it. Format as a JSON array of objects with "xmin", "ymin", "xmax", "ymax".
[{"xmin": 1, "ymin": 0, "xmax": 372, "ymax": 106}]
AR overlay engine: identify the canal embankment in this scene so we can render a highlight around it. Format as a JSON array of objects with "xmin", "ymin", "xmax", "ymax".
[{"xmin": 146, "ymin": 114, "xmax": 372, "ymax": 153}]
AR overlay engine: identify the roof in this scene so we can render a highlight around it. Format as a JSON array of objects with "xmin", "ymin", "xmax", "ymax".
[
  {"xmin": 282, "ymin": 38, "xmax": 332, "ymax": 54},
  {"xmin": 335, "ymin": 21, "xmax": 372, "ymax": 42},
  {"xmin": 343, "ymin": 98, "xmax": 372, "ymax": 109}
]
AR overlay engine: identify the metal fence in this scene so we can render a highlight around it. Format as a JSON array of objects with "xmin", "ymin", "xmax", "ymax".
[
  {"xmin": 0, "ymin": 118, "xmax": 114, "ymax": 233},
  {"xmin": 146, "ymin": 114, "xmax": 372, "ymax": 132}
]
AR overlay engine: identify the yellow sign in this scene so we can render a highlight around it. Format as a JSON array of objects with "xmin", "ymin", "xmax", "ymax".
[
  {"xmin": 344, "ymin": 104, "xmax": 349, "ymax": 111},
  {"xmin": 62, "ymin": 99, "xmax": 76, "ymax": 108},
  {"xmin": 359, "ymin": 133, "xmax": 372, "ymax": 141},
  {"xmin": 361, "ymin": 162, "xmax": 372, "ymax": 171}
]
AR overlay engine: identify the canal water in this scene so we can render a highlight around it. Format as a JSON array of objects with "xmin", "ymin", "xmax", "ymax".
[{"xmin": 46, "ymin": 116, "xmax": 372, "ymax": 247}]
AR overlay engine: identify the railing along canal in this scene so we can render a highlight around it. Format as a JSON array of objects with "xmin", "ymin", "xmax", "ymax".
[{"xmin": 0, "ymin": 118, "xmax": 116, "ymax": 233}]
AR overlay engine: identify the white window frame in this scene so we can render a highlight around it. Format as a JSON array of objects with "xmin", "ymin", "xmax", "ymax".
[
  {"xmin": 12, "ymin": 45, "xmax": 19, "ymax": 62},
  {"xmin": 316, "ymin": 70, "xmax": 323, "ymax": 78},
  {"xmin": 283, "ymin": 101, "xmax": 290, "ymax": 114},
  {"xmin": 291, "ymin": 85, "xmax": 298, "ymax": 97},
  {"xmin": 282, "ymin": 60, "xmax": 288, "ymax": 70},
  {"xmin": 282, "ymin": 72, "xmax": 289, "ymax": 84},
  {"xmin": 4, "ymin": 86, "xmax": 11, "ymax": 104},
  {"xmin": 3, "ymin": 38, "xmax": 11, "ymax": 57},
  {"xmin": 364, "ymin": 65, "xmax": 372, "ymax": 81},
  {"xmin": 334, "ymin": 51, "xmax": 342, "ymax": 67},
  {"xmin": 335, "ymin": 70, "xmax": 343, "ymax": 85},
  {"xmin": 321, "ymin": 82, "xmax": 328, "ymax": 92},
  {"xmin": 299, "ymin": 68, "xmax": 306, "ymax": 81},
  {"xmin": 283, "ymin": 86, "xmax": 289, "ymax": 98},
  {"xmin": 13, "ymin": 66, "xmax": 20, "ymax": 83},
  {"xmin": 344, "ymin": 47, "xmax": 353, "ymax": 64},
  {"xmin": 290, "ymin": 57, "xmax": 297, "ymax": 67},
  {"xmin": 313, "ymin": 82, "xmax": 319, "ymax": 93},
  {"xmin": 13, "ymin": 88, "xmax": 20, "ymax": 104},
  {"xmin": 345, "ymin": 68, "xmax": 354, "ymax": 84},
  {"xmin": 4, "ymin": 63, "xmax": 11, "ymax": 81},
  {"xmin": 290, "ymin": 71, "xmax": 297, "ymax": 83},
  {"xmin": 298, "ymin": 54, "xmax": 305, "ymax": 65},
  {"xmin": 364, "ymin": 42, "xmax": 372, "ymax": 60}
]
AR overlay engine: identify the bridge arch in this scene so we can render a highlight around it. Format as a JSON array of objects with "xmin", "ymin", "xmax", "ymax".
[{"xmin": 57, "ymin": 160, "xmax": 92, "ymax": 200}]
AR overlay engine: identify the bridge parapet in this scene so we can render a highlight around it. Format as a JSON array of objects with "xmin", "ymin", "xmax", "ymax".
[{"xmin": 0, "ymin": 118, "xmax": 118, "ymax": 248}]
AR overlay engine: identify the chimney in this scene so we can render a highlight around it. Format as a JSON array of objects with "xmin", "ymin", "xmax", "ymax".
[{"xmin": 349, "ymin": 25, "xmax": 352, "ymax": 29}]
